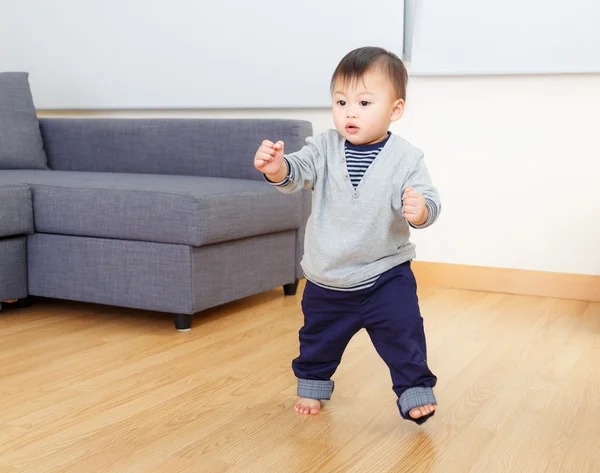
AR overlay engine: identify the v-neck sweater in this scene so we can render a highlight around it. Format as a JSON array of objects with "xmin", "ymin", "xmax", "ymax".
[{"xmin": 271, "ymin": 129, "xmax": 441, "ymax": 289}]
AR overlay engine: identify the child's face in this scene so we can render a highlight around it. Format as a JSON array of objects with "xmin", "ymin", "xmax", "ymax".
[{"xmin": 332, "ymin": 68, "xmax": 404, "ymax": 145}]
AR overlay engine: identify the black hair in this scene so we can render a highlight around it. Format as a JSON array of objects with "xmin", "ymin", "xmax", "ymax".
[{"xmin": 330, "ymin": 46, "xmax": 408, "ymax": 101}]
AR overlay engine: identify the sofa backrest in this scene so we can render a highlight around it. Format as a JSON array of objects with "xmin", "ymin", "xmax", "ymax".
[{"xmin": 39, "ymin": 118, "xmax": 312, "ymax": 181}]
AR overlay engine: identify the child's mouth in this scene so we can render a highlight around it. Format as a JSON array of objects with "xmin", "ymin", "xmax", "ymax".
[{"xmin": 346, "ymin": 124, "xmax": 359, "ymax": 134}]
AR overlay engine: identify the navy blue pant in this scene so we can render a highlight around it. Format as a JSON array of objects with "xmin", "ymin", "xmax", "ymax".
[{"xmin": 292, "ymin": 262, "xmax": 437, "ymax": 414}]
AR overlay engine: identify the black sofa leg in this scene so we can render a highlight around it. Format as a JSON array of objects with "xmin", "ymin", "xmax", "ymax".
[
  {"xmin": 283, "ymin": 279, "xmax": 299, "ymax": 296},
  {"xmin": 16, "ymin": 296, "xmax": 33, "ymax": 308},
  {"xmin": 174, "ymin": 314, "xmax": 192, "ymax": 331}
]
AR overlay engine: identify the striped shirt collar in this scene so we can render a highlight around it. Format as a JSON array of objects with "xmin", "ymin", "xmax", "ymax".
[{"xmin": 345, "ymin": 131, "xmax": 391, "ymax": 152}]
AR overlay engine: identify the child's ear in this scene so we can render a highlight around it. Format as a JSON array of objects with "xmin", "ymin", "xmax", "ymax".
[{"xmin": 390, "ymin": 99, "xmax": 405, "ymax": 122}]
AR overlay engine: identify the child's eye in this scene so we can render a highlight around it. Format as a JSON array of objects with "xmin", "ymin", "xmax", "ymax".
[
  {"xmin": 337, "ymin": 100, "xmax": 346, "ymax": 106},
  {"xmin": 360, "ymin": 101, "xmax": 370, "ymax": 106}
]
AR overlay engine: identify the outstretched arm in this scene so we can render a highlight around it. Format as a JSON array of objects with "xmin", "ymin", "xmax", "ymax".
[{"xmin": 255, "ymin": 135, "xmax": 322, "ymax": 193}]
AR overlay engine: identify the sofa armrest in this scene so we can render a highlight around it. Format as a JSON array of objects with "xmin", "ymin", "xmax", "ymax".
[{"xmin": 39, "ymin": 118, "xmax": 313, "ymax": 181}]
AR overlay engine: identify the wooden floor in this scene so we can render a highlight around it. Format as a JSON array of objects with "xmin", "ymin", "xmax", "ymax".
[{"xmin": 1, "ymin": 282, "xmax": 599, "ymax": 473}]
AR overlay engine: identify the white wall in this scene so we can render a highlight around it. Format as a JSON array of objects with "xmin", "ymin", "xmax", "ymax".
[
  {"xmin": 2, "ymin": 0, "xmax": 404, "ymax": 109},
  {"xmin": 39, "ymin": 74, "xmax": 600, "ymax": 276},
  {"xmin": 408, "ymin": 0, "xmax": 600, "ymax": 75},
  {"xmin": 397, "ymin": 74, "xmax": 600, "ymax": 276}
]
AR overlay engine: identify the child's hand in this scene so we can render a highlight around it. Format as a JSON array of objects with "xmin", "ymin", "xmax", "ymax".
[
  {"xmin": 254, "ymin": 140, "xmax": 285, "ymax": 176},
  {"xmin": 402, "ymin": 186, "xmax": 427, "ymax": 225}
]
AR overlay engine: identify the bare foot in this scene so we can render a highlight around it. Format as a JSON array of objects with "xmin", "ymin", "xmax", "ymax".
[
  {"xmin": 294, "ymin": 397, "xmax": 321, "ymax": 415},
  {"xmin": 409, "ymin": 404, "xmax": 437, "ymax": 420}
]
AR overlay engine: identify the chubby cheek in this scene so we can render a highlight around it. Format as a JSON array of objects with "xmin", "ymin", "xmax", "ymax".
[
  {"xmin": 369, "ymin": 112, "xmax": 387, "ymax": 133},
  {"xmin": 332, "ymin": 110, "xmax": 346, "ymax": 133}
]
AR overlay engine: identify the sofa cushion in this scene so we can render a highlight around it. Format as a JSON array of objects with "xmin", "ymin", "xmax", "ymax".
[
  {"xmin": 0, "ymin": 170, "xmax": 303, "ymax": 246},
  {"xmin": 39, "ymin": 118, "xmax": 311, "ymax": 181},
  {"xmin": 0, "ymin": 72, "xmax": 48, "ymax": 170},
  {"xmin": 0, "ymin": 185, "xmax": 34, "ymax": 238}
]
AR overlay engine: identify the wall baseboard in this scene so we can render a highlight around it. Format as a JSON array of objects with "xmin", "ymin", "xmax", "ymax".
[{"xmin": 412, "ymin": 261, "xmax": 600, "ymax": 302}]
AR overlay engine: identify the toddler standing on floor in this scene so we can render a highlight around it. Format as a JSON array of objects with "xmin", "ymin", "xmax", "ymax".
[{"xmin": 254, "ymin": 47, "xmax": 440, "ymax": 424}]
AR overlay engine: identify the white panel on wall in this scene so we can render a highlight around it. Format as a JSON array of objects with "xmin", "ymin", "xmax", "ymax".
[
  {"xmin": 0, "ymin": 0, "xmax": 404, "ymax": 109},
  {"xmin": 408, "ymin": 0, "xmax": 600, "ymax": 76}
]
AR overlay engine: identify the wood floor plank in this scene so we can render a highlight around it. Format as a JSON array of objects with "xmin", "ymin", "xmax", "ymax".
[{"xmin": 0, "ymin": 284, "xmax": 598, "ymax": 472}]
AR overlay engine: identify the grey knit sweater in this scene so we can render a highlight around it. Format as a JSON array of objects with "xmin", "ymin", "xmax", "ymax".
[{"xmin": 270, "ymin": 129, "xmax": 441, "ymax": 288}]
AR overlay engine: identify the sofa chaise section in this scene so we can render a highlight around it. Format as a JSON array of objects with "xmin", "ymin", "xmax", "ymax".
[{"xmin": 3, "ymin": 118, "xmax": 312, "ymax": 329}]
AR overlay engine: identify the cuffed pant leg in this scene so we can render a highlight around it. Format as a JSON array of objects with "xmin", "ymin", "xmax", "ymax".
[
  {"xmin": 297, "ymin": 378, "xmax": 335, "ymax": 400},
  {"xmin": 362, "ymin": 263, "xmax": 437, "ymax": 424},
  {"xmin": 397, "ymin": 387, "xmax": 437, "ymax": 425},
  {"xmin": 292, "ymin": 281, "xmax": 363, "ymax": 398}
]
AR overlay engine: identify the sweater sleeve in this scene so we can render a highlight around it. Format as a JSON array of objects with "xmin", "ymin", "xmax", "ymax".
[
  {"xmin": 263, "ymin": 135, "xmax": 323, "ymax": 194},
  {"xmin": 404, "ymin": 151, "xmax": 441, "ymax": 229}
]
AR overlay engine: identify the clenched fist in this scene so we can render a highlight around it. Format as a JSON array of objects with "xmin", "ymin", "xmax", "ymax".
[
  {"xmin": 402, "ymin": 186, "xmax": 428, "ymax": 226},
  {"xmin": 254, "ymin": 140, "xmax": 287, "ymax": 181}
]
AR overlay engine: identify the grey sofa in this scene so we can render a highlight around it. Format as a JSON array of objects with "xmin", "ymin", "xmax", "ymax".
[{"xmin": 0, "ymin": 74, "xmax": 312, "ymax": 330}]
